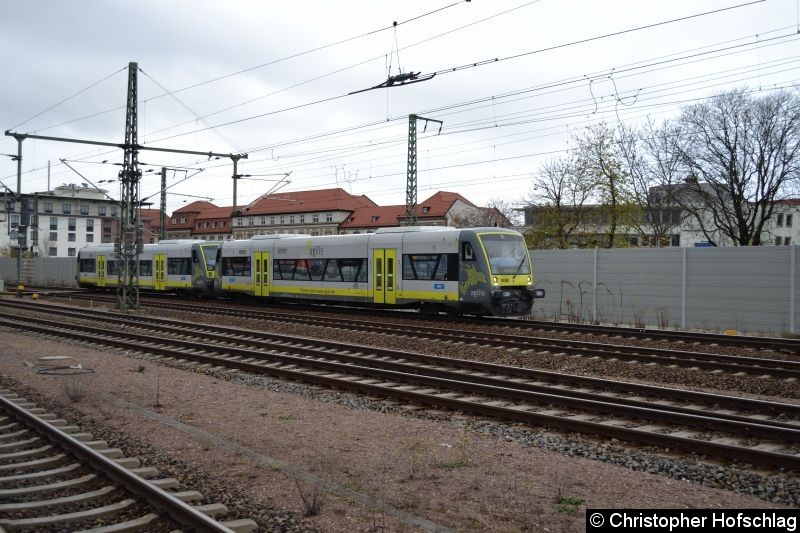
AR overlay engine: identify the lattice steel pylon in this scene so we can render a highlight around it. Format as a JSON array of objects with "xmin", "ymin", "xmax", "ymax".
[
  {"xmin": 117, "ymin": 62, "xmax": 142, "ymax": 311},
  {"xmin": 404, "ymin": 114, "xmax": 443, "ymax": 226},
  {"xmin": 404, "ymin": 115, "xmax": 418, "ymax": 226}
]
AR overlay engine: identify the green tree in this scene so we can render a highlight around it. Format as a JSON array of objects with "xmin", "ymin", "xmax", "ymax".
[{"xmin": 573, "ymin": 123, "xmax": 640, "ymax": 247}]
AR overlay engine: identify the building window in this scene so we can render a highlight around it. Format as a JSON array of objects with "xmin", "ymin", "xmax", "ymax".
[
  {"xmin": 196, "ymin": 222, "xmax": 200, "ymax": 229},
  {"xmin": 50, "ymin": 217, "xmax": 57, "ymax": 230},
  {"xmin": 99, "ymin": 206, "xmax": 107, "ymax": 216},
  {"xmin": 299, "ymin": 215, "xmax": 305, "ymax": 223},
  {"xmin": 212, "ymin": 222, "xmax": 216, "ymax": 229},
  {"xmin": 86, "ymin": 219, "xmax": 94, "ymax": 232},
  {"xmin": 68, "ymin": 247, "xmax": 76, "ymax": 257},
  {"xmin": 326, "ymin": 213, "xmax": 333, "ymax": 222},
  {"xmin": 50, "ymin": 231, "xmax": 58, "ymax": 242},
  {"xmin": 788, "ymin": 214, "xmax": 794, "ymax": 228},
  {"xmin": 248, "ymin": 217, "xmax": 254, "ymax": 226},
  {"xmin": 5, "ymin": 201, "xmax": 14, "ymax": 212},
  {"xmin": 10, "ymin": 214, "xmax": 19, "ymax": 228},
  {"xmin": 313, "ymin": 214, "xmax": 319, "ymax": 223},
  {"xmin": 778, "ymin": 213, "xmax": 784, "ymax": 227},
  {"xmin": 179, "ymin": 216, "xmax": 186, "ymax": 224},
  {"xmin": 260, "ymin": 216, "xmax": 266, "ymax": 225},
  {"xmin": 236, "ymin": 218, "xmax": 243, "ymax": 226},
  {"xmin": 221, "ymin": 221, "xmax": 226, "ymax": 228},
  {"xmin": 80, "ymin": 204, "xmax": 89, "ymax": 215},
  {"xmin": 171, "ymin": 217, "xmax": 176, "ymax": 224},
  {"xmin": 290, "ymin": 215, "xmax": 295, "ymax": 224},
  {"xmin": 86, "ymin": 234, "xmax": 94, "ymax": 243},
  {"xmin": 280, "ymin": 215, "xmax": 285, "ymax": 224},
  {"xmin": 111, "ymin": 206, "xmax": 118, "ymax": 217},
  {"xmin": 776, "ymin": 237, "xmax": 783, "ymax": 245},
  {"xmin": 48, "ymin": 247, "xmax": 57, "ymax": 256},
  {"xmin": 68, "ymin": 218, "xmax": 76, "ymax": 231},
  {"xmin": 785, "ymin": 237, "xmax": 791, "ymax": 245},
  {"xmin": 422, "ymin": 207, "xmax": 430, "ymax": 213},
  {"xmin": 670, "ymin": 234, "xmax": 680, "ymax": 247},
  {"xmin": 68, "ymin": 233, "xmax": 76, "ymax": 242},
  {"xmin": 62, "ymin": 203, "xmax": 72, "ymax": 214},
  {"xmin": 44, "ymin": 202, "xmax": 53, "ymax": 213}
]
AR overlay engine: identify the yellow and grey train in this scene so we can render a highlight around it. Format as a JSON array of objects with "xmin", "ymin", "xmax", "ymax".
[
  {"xmin": 216, "ymin": 226, "xmax": 543, "ymax": 316},
  {"xmin": 77, "ymin": 227, "xmax": 543, "ymax": 316},
  {"xmin": 77, "ymin": 240, "xmax": 219, "ymax": 297}
]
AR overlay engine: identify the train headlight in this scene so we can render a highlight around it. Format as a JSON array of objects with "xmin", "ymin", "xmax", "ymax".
[
  {"xmin": 492, "ymin": 276, "xmax": 498, "ymax": 285},
  {"xmin": 527, "ymin": 276, "xmax": 532, "ymax": 284}
]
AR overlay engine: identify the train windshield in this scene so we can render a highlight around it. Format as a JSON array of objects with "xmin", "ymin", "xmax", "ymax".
[
  {"xmin": 478, "ymin": 234, "xmax": 530, "ymax": 275},
  {"xmin": 200, "ymin": 244, "xmax": 218, "ymax": 270}
]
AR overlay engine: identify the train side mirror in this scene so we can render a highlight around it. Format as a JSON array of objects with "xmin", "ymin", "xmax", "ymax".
[{"xmin": 533, "ymin": 288, "xmax": 545, "ymax": 299}]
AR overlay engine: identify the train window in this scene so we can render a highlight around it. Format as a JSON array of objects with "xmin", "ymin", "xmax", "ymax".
[
  {"xmin": 387, "ymin": 258, "xmax": 394, "ymax": 291},
  {"xmin": 106, "ymin": 260, "xmax": 118, "ymax": 275},
  {"xmin": 462, "ymin": 242, "xmax": 475, "ymax": 261},
  {"xmin": 308, "ymin": 259, "xmax": 325, "ymax": 281},
  {"xmin": 403, "ymin": 254, "xmax": 448, "ymax": 281},
  {"xmin": 323, "ymin": 260, "xmax": 343, "ymax": 282},
  {"xmin": 274, "ymin": 259, "xmax": 296, "ymax": 280},
  {"xmin": 293, "ymin": 259, "xmax": 311, "ymax": 280},
  {"xmin": 339, "ymin": 258, "xmax": 367, "ymax": 283},
  {"xmin": 138, "ymin": 260, "xmax": 153, "ymax": 277},
  {"xmin": 78, "ymin": 259, "xmax": 95, "ymax": 273},
  {"xmin": 192, "ymin": 250, "xmax": 199, "ymax": 263},
  {"xmin": 167, "ymin": 258, "xmax": 192, "ymax": 275},
  {"xmin": 222, "ymin": 257, "xmax": 251, "ymax": 276}
]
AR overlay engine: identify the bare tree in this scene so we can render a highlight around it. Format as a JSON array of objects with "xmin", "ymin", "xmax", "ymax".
[
  {"xmin": 450, "ymin": 197, "xmax": 519, "ymax": 228},
  {"xmin": 525, "ymin": 156, "xmax": 595, "ymax": 248},
  {"xmin": 618, "ymin": 119, "xmax": 688, "ymax": 246},
  {"xmin": 677, "ymin": 88, "xmax": 800, "ymax": 245}
]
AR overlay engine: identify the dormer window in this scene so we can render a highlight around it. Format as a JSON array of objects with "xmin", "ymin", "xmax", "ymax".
[
  {"xmin": 422, "ymin": 207, "xmax": 430, "ymax": 213},
  {"xmin": 371, "ymin": 215, "xmax": 379, "ymax": 222}
]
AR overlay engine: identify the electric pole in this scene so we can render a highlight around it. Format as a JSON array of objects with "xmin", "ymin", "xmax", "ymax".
[
  {"xmin": 405, "ymin": 114, "xmax": 442, "ymax": 226},
  {"xmin": 117, "ymin": 62, "xmax": 142, "ymax": 311}
]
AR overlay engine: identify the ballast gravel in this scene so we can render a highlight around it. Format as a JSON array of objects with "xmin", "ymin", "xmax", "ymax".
[{"xmin": 0, "ymin": 300, "xmax": 797, "ymax": 532}]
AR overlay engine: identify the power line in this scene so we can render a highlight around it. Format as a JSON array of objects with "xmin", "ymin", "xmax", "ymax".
[{"xmin": 9, "ymin": 66, "xmax": 127, "ymax": 131}]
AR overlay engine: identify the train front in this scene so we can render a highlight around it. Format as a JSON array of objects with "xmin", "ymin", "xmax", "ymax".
[{"xmin": 460, "ymin": 229, "xmax": 543, "ymax": 316}]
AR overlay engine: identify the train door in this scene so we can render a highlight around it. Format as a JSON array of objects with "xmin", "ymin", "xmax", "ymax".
[
  {"xmin": 372, "ymin": 249, "xmax": 396, "ymax": 305},
  {"xmin": 154, "ymin": 254, "xmax": 166, "ymax": 291},
  {"xmin": 253, "ymin": 251, "xmax": 270, "ymax": 297},
  {"xmin": 97, "ymin": 256, "xmax": 106, "ymax": 287}
]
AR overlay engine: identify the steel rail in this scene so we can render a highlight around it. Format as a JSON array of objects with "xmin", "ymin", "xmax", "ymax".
[
  {"xmin": 1, "ymin": 312, "xmax": 798, "ymax": 470},
  {"xmin": 30, "ymin": 297, "xmax": 800, "ymax": 377},
  {"xmin": 4, "ymin": 300, "xmax": 800, "ymax": 419},
  {"xmin": 0, "ymin": 392, "xmax": 235, "ymax": 532}
]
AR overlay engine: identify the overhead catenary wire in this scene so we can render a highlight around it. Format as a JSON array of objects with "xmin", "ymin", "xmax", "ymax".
[
  {"xmin": 8, "ymin": 66, "xmax": 127, "ymax": 131},
  {"xmin": 4, "ymin": 4, "xmax": 792, "ymax": 209},
  {"xmin": 23, "ymin": 0, "xmax": 475, "ymax": 137},
  {"xmin": 10, "ymin": 13, "xmax": 788, "ymax": 180}
]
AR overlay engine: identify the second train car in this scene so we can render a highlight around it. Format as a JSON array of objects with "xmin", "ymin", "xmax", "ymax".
[
  {"xmin": 215, "ymin": 226, "xmax": 543, "ymax": 316},
  {"xmin": 77, "ymin": 240, "xmax": 219, "ymax": 296}
]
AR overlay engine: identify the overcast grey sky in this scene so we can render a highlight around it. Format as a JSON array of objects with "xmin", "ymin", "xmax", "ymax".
[{"xmin": 1, "ymin": 0, "xmax": 797, "ymax": 213}]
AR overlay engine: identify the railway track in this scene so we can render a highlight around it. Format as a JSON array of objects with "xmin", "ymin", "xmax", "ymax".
[
  {"xmin": 0, "ymin": 387, "xmax": 256, "ymax": 532},
  {"xmin": 1, "ymin": 301, "xmax": 799, "ymax": 471},
  {"xmin": 51, "ymin": 290, "xmax": 800, "ymax": 354},
  {"xmin": 42, "ymin": 295, "xmax": 800, "ymax": 378}
]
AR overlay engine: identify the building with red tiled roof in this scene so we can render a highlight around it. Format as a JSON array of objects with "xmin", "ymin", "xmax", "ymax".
[
  {"xmin": 138, "ymin": 208, "xmax": 162, "ymax": 244},
  {"xmin": 231, "ymin": 188, "xmax": 378, "ymax": 238},
  {"xmin": 339, "ymin": 191, "xmax": 486, "ymax": 233},
  {"xmin": 165, "ymin": 201, "xmax": 218, "ymax": 239},
  {"xmin": 192, "ymin": 205, "xmax": 234, "ymax": 241}
]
